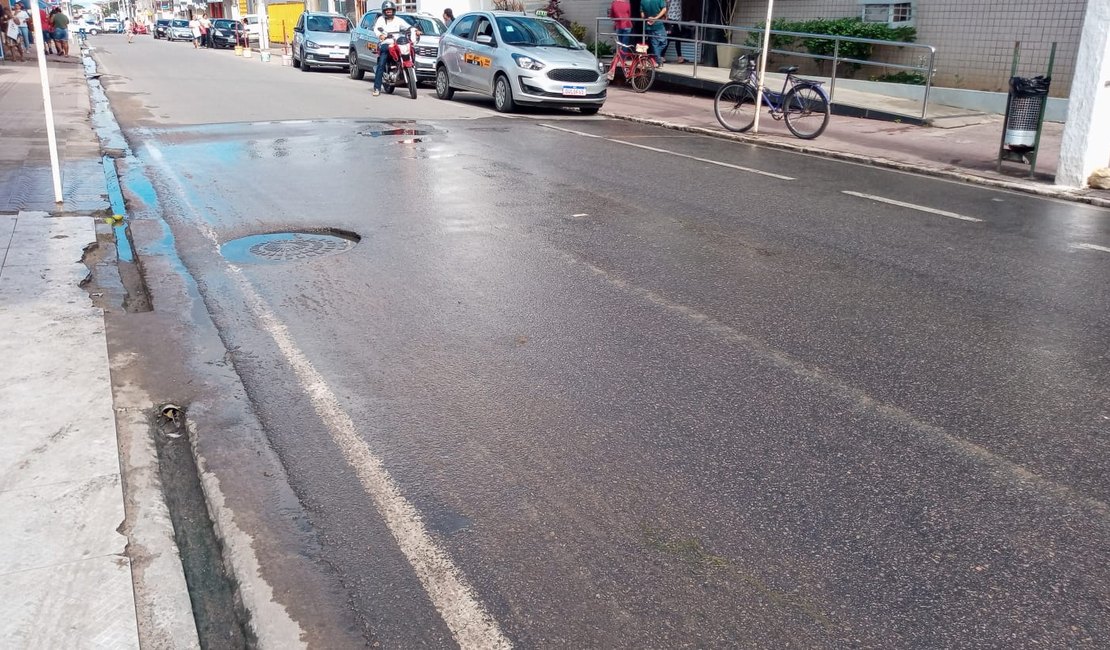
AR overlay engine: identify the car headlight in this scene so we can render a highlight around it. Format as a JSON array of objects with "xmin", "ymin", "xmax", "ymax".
[
  {"xmin": 512, "ymin": 53, "xmax": 545, "ymax": 71},
  {"xmin": 306, "ymin": 40, "xmax": 320, "ymax": 49}
]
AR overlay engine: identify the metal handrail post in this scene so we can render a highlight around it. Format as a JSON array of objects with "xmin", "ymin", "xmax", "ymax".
[
  {"xmin": 692, "ymin": 23, "xmax": 699, "ymax": 77},
  {"xmin": 830, "ymin": 38, "xmax": 839, "ymax": 103},
  {"xmin": 921, "ymin": 45, "xmax": 936, "ymax": 120}
]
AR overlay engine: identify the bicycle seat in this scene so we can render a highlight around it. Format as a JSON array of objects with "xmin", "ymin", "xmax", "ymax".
[{"xmin": 778, "ymin": 66, "xmax": 798, "ymax": 74}]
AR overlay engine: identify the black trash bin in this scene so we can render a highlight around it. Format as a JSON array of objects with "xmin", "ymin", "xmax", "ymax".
[{"xmin": 1004, "ymin": 75, "xmax": 1050, "ymax": 151}]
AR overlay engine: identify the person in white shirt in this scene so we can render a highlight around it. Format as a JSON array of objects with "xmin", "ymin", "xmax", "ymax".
[
  {"xmin": 13, "ymin": 3, "xmax": 30, "ymax": 48},
  {"xmin": 371, "ymin": 1, "xmax": 417, "ymax": 96}
]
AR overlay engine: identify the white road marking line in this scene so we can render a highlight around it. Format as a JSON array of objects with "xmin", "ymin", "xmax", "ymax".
[
  {"xmin": 145, "ymin": 143, "xmax": 513, "ymax": 650},
  {"xmin": 841, "ymin": 190, "xmax": 984, "ymax": 222},
  {"xmin": 572, "ymin": 213, "xmax": 588, "ymax": 217},
  {"xmin": 1074, "ymin": 242, "xmax": 1110, "ymax": 254},
  {"xmin": 541, "ymin": 124, "xmax": 795, "ymax": 180}
]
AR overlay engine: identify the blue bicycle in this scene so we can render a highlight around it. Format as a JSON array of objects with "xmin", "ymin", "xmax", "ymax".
[{"xmin": 714, "ymin": 54, "xmax": 830, "ymax": 139}]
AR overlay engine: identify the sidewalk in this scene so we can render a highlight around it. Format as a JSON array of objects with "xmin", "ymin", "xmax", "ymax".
[
  {"xmin": 0, "ymin": 55, "xmax": 197, "ymax": 648},
  {"xmin": 600, "ymin": 83, "xmax": 1109, "ymax": 208}
]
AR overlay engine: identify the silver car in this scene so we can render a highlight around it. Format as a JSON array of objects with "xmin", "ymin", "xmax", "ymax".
[
  {"xmin": 349, "ymin": 11, "xmax": 447, "ymax": 83},
  {"xmin": 435, "ymin": 11, "xmax": 606, "ymax": 114},
  {"xmin": 292, "ymin": 11, "xmax": 354, "ymax": 72}
]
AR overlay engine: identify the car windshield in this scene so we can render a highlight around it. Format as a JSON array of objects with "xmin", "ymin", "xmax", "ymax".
[
  {"xmin": 157, "ymin": 20, "xmax": 170, "ymax": 25},
  {"xmin": 172, "ymin": 20, "xmax": 188, "ymax": 27},
  {"xmin": 306, "ymin": 15, "xmax": 351, "ymax": 32},
  {"xmin": 213, "ymin": 19, "xmax": 236, "ymax": 29},
  {"xmin": 496, "ymin": 16, "xmax": 580, "ymax": 48},
  {"xmin": 401, "ymin": 15, "xmax": 446, "ymax": 36}
]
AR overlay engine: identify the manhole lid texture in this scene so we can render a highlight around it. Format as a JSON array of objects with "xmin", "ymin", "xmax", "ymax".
[{"xmin": 248, "ymin": 235, "xmax": 354, "ymax": 261}]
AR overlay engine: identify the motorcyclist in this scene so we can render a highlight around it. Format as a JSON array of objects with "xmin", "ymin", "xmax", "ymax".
[{"xmin": 372, "ymin": 1, "xmax": 420, "ymax": 96}]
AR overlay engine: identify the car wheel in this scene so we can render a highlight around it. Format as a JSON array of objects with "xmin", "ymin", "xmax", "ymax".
[
  {"xmin": 493, "ymin": 74, "xmax": 515, "ymax": 113},
  {"xmin": 292, "ymin": 48, "xmax": 301, "ymax": 67},
  {"xmin": 579, "ymin": 106, "xmax": 601, "ymax": 115},
  {"xmin": 349, "ymin": 51, "xmax": 364, "ymax": 80},
  {"xmin": 435, "ymin": 66, "xmax": 454, "ymax": 100},
  {"xmin": 300, "ymin": 48, "xmax": 312, "ymax": 71}
]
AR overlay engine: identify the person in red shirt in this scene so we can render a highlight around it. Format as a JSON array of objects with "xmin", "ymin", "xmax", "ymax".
[
  {"xmin": 37, "ymin": 6, "xmax": 56, "ymax": 54},
  {"xmin": 608, "ymin": 0, "xmax": 632, "ymax": 46}
]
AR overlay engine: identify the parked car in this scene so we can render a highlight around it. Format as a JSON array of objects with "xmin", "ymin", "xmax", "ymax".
[
  {"xmin": 349, "ymin": 11, "xmax": 446, "ymax": 84},
  {"xmin": 103, "ymin": 18, "xmax": 123, "ymax": 33},
  {"xmin": 291, "ymin": 11, "xmax": 352, "ymax": 72},
  {"xmin": 241, "ymin": 13, "xmax": 260, "ymax": 43},
  {"xmin": 166, "ymin": 19, "xmax": 193, "ymax": 42},
  {"xmin": 153, "ymin": 19, "xmax": 171, "ymax": 39},
  {"xmin": 435, "ymin": 11, "xmax": 606, "ymax": 114},
  {"xmin": 75, "ymin": 18, "xmax": 102, "ymax": 35},
  {"xmin": 209, "ymin": 18, "xmax": 243, "ymax": 49}
]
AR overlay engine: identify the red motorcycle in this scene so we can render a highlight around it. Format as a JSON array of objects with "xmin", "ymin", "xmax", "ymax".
[{"xmin": 378, "ymin": 29, "xmax": 418, "ymax": 99}]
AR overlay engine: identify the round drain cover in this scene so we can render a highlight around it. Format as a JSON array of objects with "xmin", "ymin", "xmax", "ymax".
[{"xmin": 221, "ymin": 232, "xmax": 358, "ymax": 264}]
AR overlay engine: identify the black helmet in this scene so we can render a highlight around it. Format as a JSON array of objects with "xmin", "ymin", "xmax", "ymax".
[{"xmin": 381, "ymin": 1, "xmax": 396, "ymax": 11}]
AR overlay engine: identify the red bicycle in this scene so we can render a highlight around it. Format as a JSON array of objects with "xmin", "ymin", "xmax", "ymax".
[{"xmin": 606, "ymin": 41, "xmax": 656, "ymax": 93}]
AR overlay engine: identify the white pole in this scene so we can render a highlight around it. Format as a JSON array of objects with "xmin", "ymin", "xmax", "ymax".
[
  {"xmin": 752, "ymin": 0, "xmax": 774, "ymax": 134},
  {"xmin": 30, "ymin": 2, "xmax": 64, "ymax": 204},
  {"xmin": 257, "ymin": 0, "xmax": 269, "ymax": 50},
  {"xmin": 1056, "ymin": 0, "xmax": 1110, "ymax": 188}
]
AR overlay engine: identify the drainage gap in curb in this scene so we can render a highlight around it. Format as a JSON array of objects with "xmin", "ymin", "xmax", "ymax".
[
  {"xmin": 154, "ymin": 404, "xmax": 251, "ymax": 649},
  {"xmin": 220, "ymin": 230, "xmax": 360, "ymax": 264}
]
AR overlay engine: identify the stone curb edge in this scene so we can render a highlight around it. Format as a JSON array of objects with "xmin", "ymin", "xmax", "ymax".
[{"xmin": 600, "ymin": 112, "xmax": 1110, "ymax": 210}]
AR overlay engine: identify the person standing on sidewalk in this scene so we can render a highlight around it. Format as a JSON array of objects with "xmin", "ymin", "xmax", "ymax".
[
  {"xmin": 608, "ymin": 0, "xmax": 632, "ymax": 47},
  {"xmin": 199, "ymin": 14, "xmax": 210, "ymax": 48},
  {"xmin": 639, "ymin": 0, "xmax": 667, "ymax": 66},
  {"xmin": 37, "ymin": 5, "xmax": 54, "ymax": 54},
  {"xmin": 13, "ymin": 2, "xmax": 30, "ymax": 49},
  {"xmin": 51, "ymin": 8, "xmax": 70, "ymax": 57},
  {"xmin": 2, "ymin": 7, "xmax": 26, "ymax": 61},
  {"xmin": 663, "ymin": 0, "xmax": 687, "ymax": 63}
]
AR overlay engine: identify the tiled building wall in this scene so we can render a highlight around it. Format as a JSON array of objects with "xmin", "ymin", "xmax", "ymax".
[{"xmin": 564, "ymin": 0, "xmax": 1085, "ymax": 96}]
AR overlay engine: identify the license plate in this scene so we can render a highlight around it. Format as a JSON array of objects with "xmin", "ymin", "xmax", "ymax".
[
  {"xmin": 562, "ymin": 85, "xmax": 587, "ymax": 96},
  {"xmin": 329, "ymin": 52, "xmax": 346, "ymax": 59}
]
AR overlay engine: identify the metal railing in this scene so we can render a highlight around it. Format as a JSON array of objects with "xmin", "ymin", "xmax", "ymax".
[{"xmin": 594, "ymin": 18, "xmax": 937, "ymax": 120}]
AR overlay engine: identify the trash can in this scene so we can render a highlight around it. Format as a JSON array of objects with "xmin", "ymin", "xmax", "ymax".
[{"xmin": 1004, "ymin": 75, "xmax": 1050, "ymax": 151}]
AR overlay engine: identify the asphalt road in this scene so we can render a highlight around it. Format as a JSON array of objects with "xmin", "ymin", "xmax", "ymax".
[{"xmin": 92, "ymin": 34, "xmax": 1110, "ymax": 648}]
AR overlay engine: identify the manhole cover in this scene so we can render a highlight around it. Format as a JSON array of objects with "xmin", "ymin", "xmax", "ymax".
[{"xmin": 221, "ymin": 231, "xmax": 359, "ymax": 264}]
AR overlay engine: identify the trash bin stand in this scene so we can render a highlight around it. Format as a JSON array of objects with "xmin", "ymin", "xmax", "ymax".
[{"xmin": 997, "ymin": 41, "xmax": 1056, "ymax": 178}]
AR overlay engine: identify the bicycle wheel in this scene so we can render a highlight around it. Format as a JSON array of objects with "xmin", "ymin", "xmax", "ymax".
[
  {"xmin": 629, "ymin": 57, "xmax": 655, "ymax": 93},
  {"xmin": 713, "ymin": 82, "xmax": 757, "ymax": 132},
  {"xmin": 782, "ymin": 84, "xmax": 830, "ymax": 139}
]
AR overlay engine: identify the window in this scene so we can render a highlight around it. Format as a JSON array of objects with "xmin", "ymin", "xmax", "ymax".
[
  {"xmin": 451, "ymin": 14, "xmax": 477, "ymax": 39},
  {"xmin": 860, "ymin": 1, "xmax": 913, "ymax": 27}
]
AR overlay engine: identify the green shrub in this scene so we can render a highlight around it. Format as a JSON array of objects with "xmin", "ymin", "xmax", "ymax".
[
  {"xmin": 872, "ymin": 71, "xmax": 926, "ymax": 85},
  {"xmin": 587, "ymin": 40, "xmax": 615, "ymax": 57},
  {"xmin": 567, "ymin": 22, "xmax": 588, "ymax": 43},
  {"xmin": 743, "ymin": 17, "xmax": 916, "ymax": 71}
]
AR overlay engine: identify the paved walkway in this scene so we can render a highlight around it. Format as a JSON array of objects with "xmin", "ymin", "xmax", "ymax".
[
  {"xmin": 598, "ymin": 84, "xmax": 1110, "ymax": 206},
  {"xmin": 0, "ymin": 53, "xmax": 198, "ymax": 648}
]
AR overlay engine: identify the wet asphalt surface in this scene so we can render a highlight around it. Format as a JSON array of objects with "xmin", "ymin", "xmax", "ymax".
[{"xmin": 92, "ymin": 35, "xmax": 1110, "ymax": 648}]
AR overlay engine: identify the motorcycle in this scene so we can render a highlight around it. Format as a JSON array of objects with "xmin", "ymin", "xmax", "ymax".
[{"xmin": 378, "ymin": 29, "xmax": 419, "ymax": 99}]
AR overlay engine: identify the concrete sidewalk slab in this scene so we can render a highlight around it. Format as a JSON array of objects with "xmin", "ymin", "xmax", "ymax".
[{"xmin": 0, "ymin": 212, "xmax": 139, "ymax": 649}]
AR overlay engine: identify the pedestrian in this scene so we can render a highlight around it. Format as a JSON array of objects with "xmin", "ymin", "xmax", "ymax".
[
  {"xmin": 189, "ymin": 15, "xmax": 200, "ymax": 48},
  {"xmin": 2, "ymin": 7, "xmax": 26, "ymax": 62},
  {"xmin": 442, "ymin": 8, "xmax": 454, "ymax": 27},
  {"xmin": 51, "ymin": 8, "xmax": 70, "ymax": 56},
  {"xmin": 607, "ymin": 0, "xmax": 631, "ymax": 47},
  {"xmin": 639, "ymin": 0, "xmax": 667, "ymax": 66},
  {"xmin": 13, "ymin": 2, "xmax": 30, "ymax": 49},
  {"xmin": 199, "ymin": 14, "xmax": 210, "ymax": 48},
  {"xmin": 663, "ymin": 0, "xmax": 686, "ymax": 63},
  {"xmin": 125, "ymin": 16, "xmax": 134, "ymax": 44}
]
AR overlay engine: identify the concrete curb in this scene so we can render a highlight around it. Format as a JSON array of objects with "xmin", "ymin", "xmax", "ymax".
[{"xmin": 601, "ymin": 112, "xmax": 1110, "ymax": 210}]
